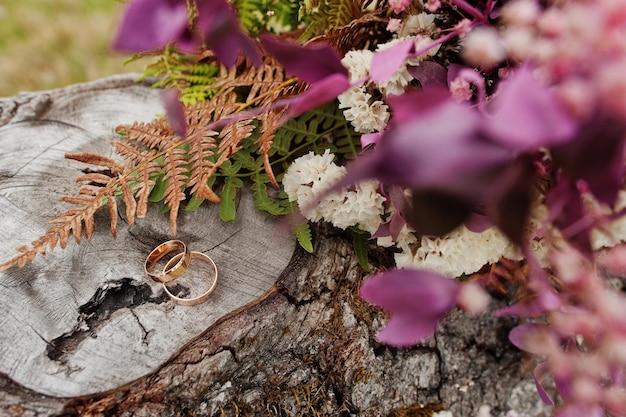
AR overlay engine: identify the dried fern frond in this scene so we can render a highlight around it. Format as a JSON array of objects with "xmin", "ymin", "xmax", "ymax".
[
  {"xmin": 1, "ymin": 33, "xmax": 362, "ymax": 271},
  {"xmin": 299, "ymin": 0, "xmax": 367, "ymax": 41}
]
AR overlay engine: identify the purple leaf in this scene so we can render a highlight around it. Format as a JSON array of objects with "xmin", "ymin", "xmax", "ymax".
[
  {"xmin": 552, "ymin": 113, "xmax": 626, "ymax": 207},
  {"xmin": 533, "ymin": 362, "xmax": 556, "ymax": 406},
  {"xmin": 464, "ymin": 211, "xmax": 494, "ymax": 233},
  {"xmin": 195, "ymin": 0, "xmax": 261, "ymax": 67},
  {"xmin": 360, "ymin": 269, "xmax": 460, "ymax": 346},
  {"xmin": 545, "ymin": 177, "xmax": 592, "ymax": 254},
  {"xmin": 260, "ymin": 34, "xmax": 348, "ymax": 84},
  {"xmin": 372, "ymin": 187, "xmax": 409, "ymax": 241},
  {"xmin": 405, "ymin": 189, "xmax": 474, "ymax": 236},
  {"xmin": 386, "ymin": 88, "xmax": 451, "ymax": 125},
  {"xmin": 407, "ymin": 61, "xmax": 448, "ymax": 90},
  {"xmin": 275, "ymin": 73, "xmax": 350, "ymax": 120},
  {"xmin": 509, "ymin": 323, "xmax": 554, "ymax": 355},
  {"xmin": 113, "ymin": 0, "xmax": 189, "ymax": 52},
  {"xmin": 370, "ymin": 39, "xmax": 414, "ymax": 84},
  {"xmin": 360, "ymin": 132, "xmax": 383, "ymax": 148},
  {"xmin": 554, "ymin": 373, "xmax": 573, "ymax": 401},
  {"xmin": 484, "ymin": 66, "xmax": 578, "ymax": 151},
  {"xmin": 484, "ymin": 156, "xmax": 534, "ymax": 244},
  {"xmin": 495, "ymin": 282, "xmax": 561, "ymax": 317},
  {"xmin": 340, "ymin": 90, "xmax": 513, "ymax": 197},
  {"xmin": 376, "ymin": 315, "xmax": 439, "ymax": 347},
  {"xmin": 554, "ymin": 404, "xmax": 605, "ymax": 417},
  {"xmin": 162, "ymin": 89, "xmax": 187, "ymax": 139}
]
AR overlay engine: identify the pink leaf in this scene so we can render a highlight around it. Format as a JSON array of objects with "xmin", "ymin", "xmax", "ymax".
[
  {"xmin": 113, "ymin": 0, "xmax": 189, "ymax": 52},
  {"xmin": 370, "ymin": 39, "xmax": 415, "ymax": 84},
  {"xmin": 360, "ymin": 269, "xmax": 459, "ymax": 346},
  {"xmin": 261, "ymin": 34, "xmax": 347, "ymax": 84},
  {"xmin": 162, "ymin": 89, "xmax": 187, "ymax": 139}
]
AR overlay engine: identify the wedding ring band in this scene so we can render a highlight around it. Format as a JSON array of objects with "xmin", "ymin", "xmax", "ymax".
[
  {"xmin": 144, "ymin": 240, "xmax": 191, "ymax": 283},
  {"xmin": 162, "ymin": 251, "xmax": 218, "ymax": 306}
]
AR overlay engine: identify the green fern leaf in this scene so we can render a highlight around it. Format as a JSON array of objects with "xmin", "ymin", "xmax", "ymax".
[
  {"xmin": 294, "ymin": 221, "xmax": 314, "ymax": 253},
  {"xmin": 351, "ymin": 227, "xmax": 371, "ymax": 271},
  {"xmin": 252, "ymin": 174, "xmax": 287, "ymax": 215},
  {"xmin": 149, "ymin": 174, "xmax": 168, "ymax": 202},
  {"xmin": 219, "ymin": 177, "xmax": 243, "ymax": 222}
]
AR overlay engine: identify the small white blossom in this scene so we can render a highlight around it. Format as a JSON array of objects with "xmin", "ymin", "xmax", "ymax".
[
  {"xmin": 338, "ymin": 87, "xmax": 390, "ymax": 133},
  {"xmin": 432, "ymin": 411, "xmax": 453, "ymax": 417},
  {"xmin": 324, "ymin": 180, "xmax": 386, "ymax": 233},
  {"xmin": 282, "ymin": 151, "xmax": 386, "ymax": 232},
  {"xmin": 282, "ymin": 150, "xmax": 346, "ymax": 222},
  {"xmin": 399, "ymin": 12, "xmax": 437, "ymax": 37},
  {"xmin": 396, "ymin": 225, "xmax": 517, "ymax": 277},
  {"xmin": 341, "ymin": 49, "xmax": 374, "ymax": 82},
  {"xmin": 589, "ymin": 190, "xmax": 626, "ymax": 249}
]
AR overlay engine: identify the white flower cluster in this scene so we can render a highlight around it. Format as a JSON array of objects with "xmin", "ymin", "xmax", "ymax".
[
  {"xmin": 282, "ymin": 150, "xmax": 386, "ymax": 234},
  {"xmin": 588, "ymin": 190, "xmax": 626, "ymax": 250},
  {"xmin": 337, "ymin": 14, "xmax": 440, "ymax": 134},
  {"xmin": 395, "ymin": 224, "xmax": 518, "ymax": 278},
  {"xmin": 282, "ymin": 150, "xmax": 626, "ymax": 278},
  {"xmin": 337, "ymin": 50, "xmax": 390, "ymax": 134}
]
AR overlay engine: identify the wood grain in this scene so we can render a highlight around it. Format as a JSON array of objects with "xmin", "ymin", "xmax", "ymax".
[{"xmin": 0, "ymin": 75, "xmax": 295, "ymax": 397}]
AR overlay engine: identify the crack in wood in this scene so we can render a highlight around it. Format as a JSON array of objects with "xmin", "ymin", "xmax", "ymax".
[{"xmin": 45, "ymin": 278, "xmax": 168, "ymax": 364}]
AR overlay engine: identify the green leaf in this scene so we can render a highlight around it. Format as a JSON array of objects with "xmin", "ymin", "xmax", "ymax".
[
  {"xmin": 149, "ymin": 177, "xmax": 168, "ymax": 202},
  {"xmin": 252, "ymin": 174, "xmax": 288, "ymax": 215},
  {"xmin": 232, "ymin": 149, "xmax": 263, "ymax": 171},
  {"xmin": 184, "ymin": 194, "xmax": 205, "ymax": 212},
  {"xmin": 219, "ymin": 159, "xmax": 242, "ymax": 177},
  {"xmin": 351, "ymin": 229, "xmax": 371, "ymax": 272},
  {"xmin": 219, "ymin": 177, "xmax": 243, "ymax": 222},
  {"xmin": 294, "ymin": 222, "xmax": 314, "ymax": 253}
]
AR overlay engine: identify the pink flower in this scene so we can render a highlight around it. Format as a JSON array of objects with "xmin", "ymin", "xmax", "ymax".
[
  {"xmin": 387, "ymin": 18, "xmax": 403, "ymax": 32},
  {"xmin": 388, "ymin": 0, "xmax": 411, "ymax": 14}
]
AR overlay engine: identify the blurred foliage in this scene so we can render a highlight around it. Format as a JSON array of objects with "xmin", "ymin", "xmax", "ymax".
[{"xmin": 0, "ymin": 0, "xmax": 144, "ymax": 97}]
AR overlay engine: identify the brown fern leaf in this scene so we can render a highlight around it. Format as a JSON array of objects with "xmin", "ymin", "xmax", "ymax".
[
  {"xmin": 111, "ymin": 140, "xmax": 157, "ymax": 166},
  {"xmin": 76, "ymin": 173, "xmax": 114, "ymax": 185},
  {"xmin": 104, "ymin": 188, "xmax": 119, "ymax": 239},
  {"xmin": 258, "ymin": 109, "xmax": 287, "ymax": 188},
  {"xmin": 0, "ymin": 195, "xmax": 105, "ymax": 272},
  {"xmin": 312, "ymin": 11, "xmax": 391, "ymax": 54},
  {"xmin": 162, "ymin": 145, "xmax": 189, "ymax": 235},
  {"xmin": 79, "ymin": 184, "xmax": 103, "ymax": 196},
  {"xmin": 132, "ymin": 166, "xmax": 157, "ymax": 219},
  {"xmin": 3, "ymin": 46, "xmax": 313, "ymax": 271},
  {"xmin": 244, "ymin": 60, "xmax": 287, "ymax": 105},
  {"xmin": 116, "ymin": 118, "xmax": 174, "ymax": 151},
  {"xmin": 65, "ymin": 152, "xmax": 126, "ymax": 174},
  {"xmin": 163, "ymin": 98, "xmax": 222, "ymax": 204},
  {"xmin": 118, "ymin": 176, "xmax": 137, "ymax": 225}
]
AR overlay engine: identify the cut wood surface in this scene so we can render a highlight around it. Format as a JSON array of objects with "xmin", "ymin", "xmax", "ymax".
[
  {"xmin": 0, "ymin": 75, "xmax": 295, "ymax": 398},
  {"xmin": 0, "ymin": 76, "xmax": 548, "ymax": 417}
]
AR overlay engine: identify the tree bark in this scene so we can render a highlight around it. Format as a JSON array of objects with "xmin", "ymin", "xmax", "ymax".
[{"xmin": 0, "ymin": 76, "xmax": 549, "ymax": 417}]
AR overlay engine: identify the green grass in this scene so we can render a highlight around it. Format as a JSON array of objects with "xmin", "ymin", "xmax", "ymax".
[{"xmin": 0, "ymin": 0, "xmax": 145, "ymax": 97}]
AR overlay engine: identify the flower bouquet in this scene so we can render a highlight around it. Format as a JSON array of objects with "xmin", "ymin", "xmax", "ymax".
[{"xmin": 3, "ymin": 0, "xmax": 626, "ymax": 415}]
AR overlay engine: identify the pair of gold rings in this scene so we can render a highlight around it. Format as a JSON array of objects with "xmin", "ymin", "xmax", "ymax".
[{"xmin": 144, "ymin": 240, "xmax": 218, "ymax": 306}]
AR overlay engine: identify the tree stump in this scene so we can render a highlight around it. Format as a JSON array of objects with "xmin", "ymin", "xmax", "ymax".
[{"xmin": 0, "ymin": 76, "xmax": 549, "ymax": 417}]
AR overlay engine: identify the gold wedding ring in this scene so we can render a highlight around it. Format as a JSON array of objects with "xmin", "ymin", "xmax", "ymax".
[
  {"xmin": 162, "ymin": 251, "xmax": 218, "ymax": 306},
  {"xmin": 144, "ymin": 240, "xmax": 191, "ymax": 283}
]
